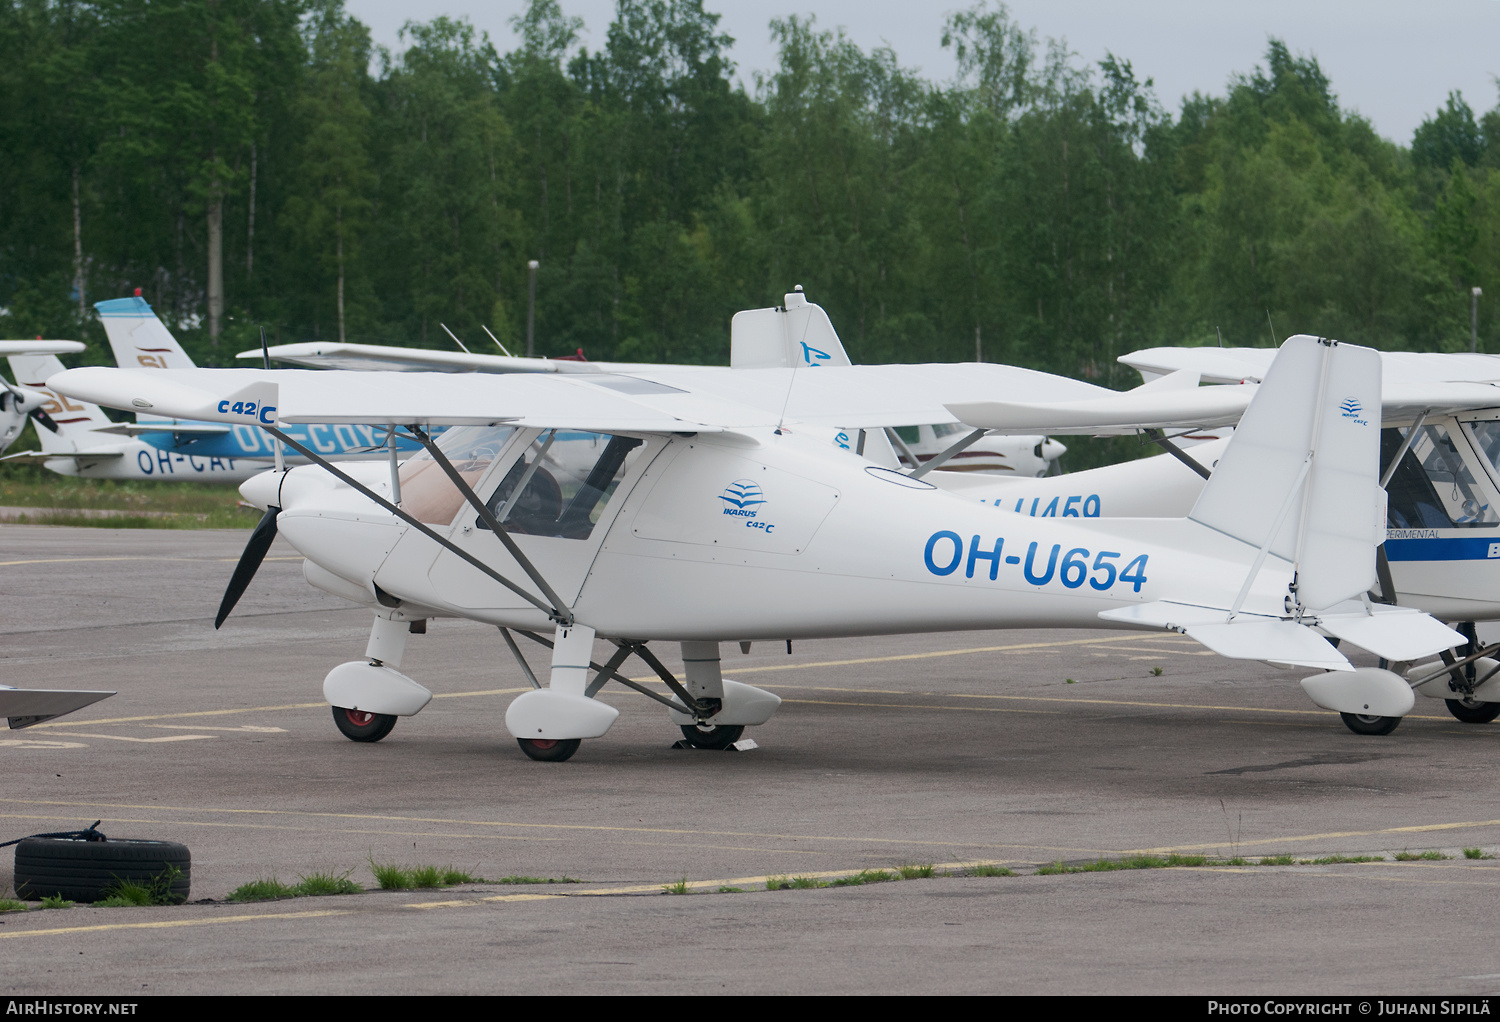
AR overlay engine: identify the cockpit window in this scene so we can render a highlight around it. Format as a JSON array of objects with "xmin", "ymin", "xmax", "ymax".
[
  {"xmin": 1383, "ymin": 424, "xmax": 1498, "ymax": 529},
  {"xmin": 396, "ymin": 425, "xmax": 516, "ymax": 525},
  {"xmin": 483, "ymin": 431, "xmax": 644, "ymax": 540}
]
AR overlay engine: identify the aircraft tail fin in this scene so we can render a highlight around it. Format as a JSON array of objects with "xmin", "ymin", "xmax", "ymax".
[
  {"xmin": 1187, "ymin": 335, "xmax": 1384, "ymax": 613},
  {"xmin": 7, "ymin": 354, "xmax": 115, "ymax": 453},
  {"xmin": 97, "ymin": 296, "xmax": 198, "ymax": 371},
  {"xmin": 730, "ymin": 290, "xmax": 853, "ymax": 369}
]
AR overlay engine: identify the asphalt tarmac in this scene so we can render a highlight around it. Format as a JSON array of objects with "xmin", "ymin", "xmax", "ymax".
[{"xmin": 2, "ymin": 525, "xmax": 1499, "ymax": 995}]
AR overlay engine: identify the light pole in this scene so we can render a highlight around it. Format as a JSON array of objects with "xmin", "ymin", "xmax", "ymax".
[
  {"xmin": 1472, "ymin": 286, "xmax": 1483, "ymax": 354},
  {"xmin": 528, "ymin": 259, "xmax": 540, "ymax": 358}
]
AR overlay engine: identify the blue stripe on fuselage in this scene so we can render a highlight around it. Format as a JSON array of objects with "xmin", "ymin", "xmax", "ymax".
[{"xmin": 1385, "ymin": 537, "xmax": 1500, "ymax": 561}]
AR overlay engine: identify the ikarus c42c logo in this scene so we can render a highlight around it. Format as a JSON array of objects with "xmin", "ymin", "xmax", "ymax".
[
  {"xmin": 1339, "ymin": 397, "xmax": 1369, "ymax": 425},
  {"xmin": 719, "ymin": 479, "xmax": 776, "ymax": 534}
]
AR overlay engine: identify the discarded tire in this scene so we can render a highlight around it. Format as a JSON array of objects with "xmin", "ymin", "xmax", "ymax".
[{"xmin": 14, "ymin": 837, "xmax": 191, "ymax": 903}]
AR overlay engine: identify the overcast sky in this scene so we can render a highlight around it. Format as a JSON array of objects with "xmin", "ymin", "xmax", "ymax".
[{"xmin": 344, "ymin": 1, "xmax": 1500, "ymax": 144}]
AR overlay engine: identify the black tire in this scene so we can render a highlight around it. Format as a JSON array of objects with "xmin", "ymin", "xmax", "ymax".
[
  {"xmin": 1340, "ymin": 712, "xmax": 1402, "ymax": 736},
  {"xmin": 332, "ymin": 706, "xmax": 397, "ymax": 742},
  {"xmin": 517, "ymin": 737, "xmax": 581, "ymax": 762},
  {"xmin": 679, "ymin": 722, "xmax": 745, "ymax": 750},
  {"xmin": 1446, "ymin": 698, "xmax": 1500, "ymax": 724},
  {"xmin": 15, "ymin": 837, "xmax": 190, "ymax": 904}
]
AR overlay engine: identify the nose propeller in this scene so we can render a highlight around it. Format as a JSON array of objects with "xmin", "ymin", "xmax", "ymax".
[{"xmin": 214, "ymin": 505, "xmax": 281, "ymax": 629}]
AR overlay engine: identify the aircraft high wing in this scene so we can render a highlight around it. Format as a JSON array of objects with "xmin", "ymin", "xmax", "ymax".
[{"xmin": 49, "ymin": 331, "xmax": 1460, "ymax": 757}]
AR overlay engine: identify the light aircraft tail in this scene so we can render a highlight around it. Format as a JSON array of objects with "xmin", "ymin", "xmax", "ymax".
[
  {"xmin": 1100, "ymin": 335, "xmax": 1462, "ymax": 675},
  {"xmin": 97, "ymin": 296, "xmax": 198, "ymax": 371},
  {"xmin": 730, "ymin": 290, "xmax": 852, "ymax": 369},
  {"xmin": 6, "ymin": 354, "xmax": 116, "ymax": 454}
]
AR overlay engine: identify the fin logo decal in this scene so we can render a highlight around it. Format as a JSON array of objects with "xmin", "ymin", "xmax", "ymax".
[{"xmin": 1339, "ymin": 397, "xmax": 1368, "ymax": 424}]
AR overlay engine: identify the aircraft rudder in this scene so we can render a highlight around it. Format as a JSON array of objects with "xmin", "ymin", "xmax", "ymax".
[{"xmin": 96, "ymin": 294, "xmax": 198, "ymax": 370}]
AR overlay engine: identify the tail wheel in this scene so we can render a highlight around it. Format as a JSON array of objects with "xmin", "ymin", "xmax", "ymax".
[
  {"xmin": 679, "ymin": 722, "xmax": 744, "ymax": 750},
  {"xmin": 1340, "ymin": 712, "xmax": 1401, "ymax": 736},
  {"xmin": 1445, "ymin": 698, "xmax": 1500, "ymax": 724},
  {"xmin": 517, "ymin": 737, "xmax": 581, "ymax": 762},
  {"xmin": 332, "ymin": 706, "xmax": 397, "ymax": 742}
]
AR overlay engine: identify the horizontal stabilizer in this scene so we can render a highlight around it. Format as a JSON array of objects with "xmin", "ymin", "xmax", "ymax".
[
  {"xmin": 945, "ymin": 383, "xmax": 1254, "ymax": 435},
  {"xmin": 0, "ymin": 340, "xmax": 85, "ymax": 357},
  {"xmin": 0, "ymin": 686, "xmax": 114, "ymax": 729},
  {"xmin": 1316, "ymin": 605, "xmax": 1466, "ymax": 662},
  {"xmin": 1099, "ymin": 601, "xmax": 1352, "ymax": 670}
]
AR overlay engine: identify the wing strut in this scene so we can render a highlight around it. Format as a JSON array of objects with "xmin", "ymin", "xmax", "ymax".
[
  {"xmin": 263, "ymin": 425, "xmax": 571, "ymax": 625},
  {"xmin": 910, "ymin": 428, "xmax": 988, "ymax": 480},
  {"xmin": 405, "ymin": 425, "xmax": 575, "ymax": 627},
  {"xmin": 1144, "ymin": 428, "xmax": 1212, "ymax": 481}
]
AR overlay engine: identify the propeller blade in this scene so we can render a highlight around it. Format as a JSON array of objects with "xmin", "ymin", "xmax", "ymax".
[
  {"xmin": 29, "ymin": 408, "xmax": 59, "ymax": 433},
  {"xmin": 214, "ymin": 506, "xmax": 280, "ymax": 629}
]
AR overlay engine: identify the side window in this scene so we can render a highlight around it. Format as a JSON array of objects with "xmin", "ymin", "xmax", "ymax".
[
  {"xmin": 397, "ymin": 425, "xmax": 516, "ymax": 525},
  {"xmin": 1384, "ymin": 424, "xmax": 1498, "ymax": 529},
  {"xmin": 483, "ymin": 431, "xmax": 644, "ymax": 540},
  {"xmin": 893, "ymin": 425, "xmax": 921, "ymax": 445}
]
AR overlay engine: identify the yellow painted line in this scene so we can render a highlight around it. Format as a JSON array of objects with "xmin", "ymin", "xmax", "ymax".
[
  {"xmin": 0, "ymin": 798, "xmax": 1107, "ymax": 854},
  {"xmin": 405, "ymin": 859, "xmax": 1017, "ymax": 909},
  {"xmin": 0, "ymin": 909, "xmax": 347, "ymax": 940},
  {"xmin": 782, "ymin": 698, "xmax": 1056, "ymax": 715},
  {"xmin": 0, "ymin": 556, "xmax": 303, "ymax": 567},
  {"xmin": 38, "ymin": 732, "xmax": 215, "ymax": 744},
  {"xmin": 1124, "ymin": 818, "xmax": 1500, "ymax": 856},
  {"xmin": 32, "ymin": 688, "xmax": 528, "ymax": 729}
]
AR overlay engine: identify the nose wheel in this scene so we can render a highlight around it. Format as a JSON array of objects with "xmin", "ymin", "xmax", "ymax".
[
  {"xmin": 678, "ymin": 722, "xmax": 744, "ymax": 750},
  {"xmin": 333, "ymin": 706, "xmax": 397, "ymax": 742},
  {"xmin": 517, "ymin": 737, "xmax": 581, "ymax": 762},
  {"xmin": 1339, "ymin": 712, "xmax": 1401, "ymax": 736}
]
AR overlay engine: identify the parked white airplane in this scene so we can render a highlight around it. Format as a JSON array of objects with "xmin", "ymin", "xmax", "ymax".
[
  {"xmin": 52, "ymin": 313, "xmax": 1462, "ymax": 755},
  {"xmin": 3, "ymin": 352, "xmax": 261, "ymax": 482}
]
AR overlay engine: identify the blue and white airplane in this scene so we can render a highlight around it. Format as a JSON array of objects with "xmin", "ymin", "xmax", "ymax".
[{"xmin": 97, "ymin": 296, "xmax": 426, "ymax": 465}]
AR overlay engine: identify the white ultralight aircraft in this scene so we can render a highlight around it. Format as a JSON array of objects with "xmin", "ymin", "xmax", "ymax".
[{"xmin": 51, "ymin": 326, "xmax": 1463, "ymax": 758}]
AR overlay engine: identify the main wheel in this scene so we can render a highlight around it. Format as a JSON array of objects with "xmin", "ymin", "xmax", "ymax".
[
  {"xmin": 332, "ymin": 706, "xmax": 397, "ymax": 742},
  {"xmin": 1446, "ymin": 698, "xmax": 1500, "ymax": 724},
  {"xmin": 517, "ymin": 737, "xmax": 581, "ymax": 762},
  {"xmin": 14, "ymin": 837, "xmax": 191, "ymax": 903},
  {"xmin": 679, "ymin": 722, "xmax": 745, "ymax": 750},
  {"xmin": 1340, "ymin": 712, "xmax": 1402, "ymax": 736}
]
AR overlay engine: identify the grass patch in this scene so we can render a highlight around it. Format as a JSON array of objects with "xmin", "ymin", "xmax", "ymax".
[
  {"xmin": 95, "ymin": 865, "xmax": 184, "ymax": 907},
  {"xmin": 765, "ymin": 875, "xmax": 792, "ymax": 891},
  {"xmin": 830, "ymin": 869, "xmax": 895, "ymax": 887},
  {"xmin": 663, "ymin": 878, "xmax": 689, "ymax": 895},
  {"xmin": 0, "ymin": 464, "xmax": 257, "ymax": 529},
  {"xmin": 1258, "ymin": 855, "xmax": 1296, "ymax": 866},
  {"xmin": 1394, "ymin": 850, "xmax": 1449, "ymax": 861},
  {"xmin": 1036, "ymin": 854, "xmax": 1208, "ymax": 874},
  {"xmin": 896, "ymin": 863, "xmax": 935, "ymax": 879},
  {"xmin": 371, "ymin": 859, "xmax": 492, "ymax": 890},
  {"xmin": 1220, "ymin": 857, "xmax": 1249, "ymax": 866},
  {"xmin": 716, "ymin": 886, "xmax": 745, "ymax": 894},
  {"xmin": 965, "ymin": 864, "xmax": 1017, "ymax": 877},
  {"xmin": 228, "ymin": 878, "xmax": 297, "ymax": 903},
  {"xmin": 0, "ymin": 898, "xmax": 27, "ymax": 913},
  {"xmin": 294, "ymin": 870, "xmax": 361, "ymax": 896},
  {"xmin": 1302, "ymin": 855, "xmax": 1384, "ymax": 865},
  {"xmin": 491, "ymin": 875, "xmax": 579, "ymax": 885},
  {"xmin": 1150, "ymin": 667, "xmax": 1163, "ymax": 676},
  {"xmin": 38, "ymin": 895, "xmax": 73, "ymax": 910},
  {"xmin": 1464, "ymin": 848, "xmax": 1492, "ymax": 860}
]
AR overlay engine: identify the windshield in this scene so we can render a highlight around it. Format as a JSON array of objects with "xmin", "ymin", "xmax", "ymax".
[
  {"xmin": 397, "ymin": 425, "xmax": 517, "ymax": 525},
  {"xmin": 482, "ymin": 431, "xmax": 645, "ymax": 540}
]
